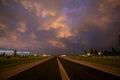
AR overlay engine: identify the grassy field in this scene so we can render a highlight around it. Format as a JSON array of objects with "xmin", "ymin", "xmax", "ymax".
[
  {"xmin": 0, "ymin": 56, "xmax": 50, "ymax": 71},
  {"xmin": 67, "ymin": 56, "xmax": 120, "ymax": 68}
]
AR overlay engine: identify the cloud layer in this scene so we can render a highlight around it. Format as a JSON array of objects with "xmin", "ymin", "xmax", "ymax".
[{"xmin": 0, "ymin": 0, "xmax": 120, "ymax": 54}]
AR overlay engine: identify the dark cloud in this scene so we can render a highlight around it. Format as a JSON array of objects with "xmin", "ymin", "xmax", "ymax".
[
  {"xmin": 0, "ymin": 0, "xmax": 120, "ymax": 54},
  {"xmin": 0, "ymin": 24, "xmax": 8, "ymax": 37}
]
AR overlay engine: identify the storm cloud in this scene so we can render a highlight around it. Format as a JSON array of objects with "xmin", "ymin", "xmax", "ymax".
[{"xmin": 0, "ymin": 0, "xmax": 120, "ymax": 54}]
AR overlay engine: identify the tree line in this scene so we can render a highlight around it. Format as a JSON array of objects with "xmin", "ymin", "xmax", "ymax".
[{"xmin": 84, "ymin": 34, "xmax": 120, "ymax": 56}]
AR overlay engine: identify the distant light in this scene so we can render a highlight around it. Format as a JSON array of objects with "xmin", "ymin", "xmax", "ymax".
[
  {"xmin": 98, "ymin": 52, "xmax": 102, "ymax": 55},
  {"xmin": 60, "ymin": 54, "xmax": 66, "ymax": 57},
  {"xmin": 42, "ymin": 54, "xmax": 51, "ymax": 57},
  {"xmin": 86, "ymin": 53, "xmax": 91, "ymax": 56},
  {"xmin": 34, "ymin": 54, "xmax": 38, "ymax": 56},
  {"xmin": 81, "ymin": 55, "xmax": 86, "ymax": 56},
  {"xmin": 42, "ymin": 54, "xmax": 47, "ymax": 57}
]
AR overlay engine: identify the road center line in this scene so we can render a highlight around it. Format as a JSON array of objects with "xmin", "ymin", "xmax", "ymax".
[{"xmin": 57, "ymin": 57, "xmax": 70, "ymax": 80}]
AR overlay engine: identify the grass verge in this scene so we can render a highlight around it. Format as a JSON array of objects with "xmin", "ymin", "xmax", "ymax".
[
  {"xmin": 67, "ymin": 56, "xmax": 120, "ymax": 68},
  {"xmin": 0, "ymin": 56, "xmax": 50, "ymax": 72}
]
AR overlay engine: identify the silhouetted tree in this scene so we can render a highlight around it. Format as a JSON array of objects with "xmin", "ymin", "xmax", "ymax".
[
  {"xmin": 84, "ymin": 50, "xmax": 87, "ymax": 54},
  {"xmin": 13, "ymin": 50, "xmax": 17, "ymax": 56},
  {"xmin": 90, "ymin": 48, "xmax": 94, "ymax": 55},
  {"xmin": 94, "ymin": 49, "xmax": 98, "ymax": 55},
  {"xmin": 2, "ymin": 52, "xmax": 5, "ymax": 57},
  {"xmin": 119, "ymin": 34, "xmax": 120, "ymax": 47},
  {"xmin": 111, "ymin": 48, "xmax": 117, "ymax": 55},
  {"xmin": 6, "ymin": 56, "xmax": 10, "ymax": 59},
  {"xmin": 103, "ymin": 50, "xmax": 109, "ymax": 56}
]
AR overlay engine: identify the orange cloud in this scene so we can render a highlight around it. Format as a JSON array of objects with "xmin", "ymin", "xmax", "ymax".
[
  {"xmin": 16, "ymin": 0, "xmax": 42, "ymax": 17},
  {"xmin": 0, "ymin": 24, "xmax": 18, "ymax": 42},
  {"xmin": 17, "ymin": 22, "xmax": 27, "ymax": 33},
  {"xmin": 56, "ymin": 26, "xmax": 72, "ymax": 38},
  {"xmin": 0, "ymin": 24, "xmax": 9, "ymax": 37},
  {"xmin": 42, "ymin": 10, "xmax": 56, "ymax": 18},
  {"xmin": 98, "ymin": 0, "xmax": 120, "ymax": 13},
  {"xmin": 51, "ymin": 16, "xmax": 73, "ymax": 38},
  {"xmin": 0, "ymin": 24, "xmax": 7, "ymax": 31},
  {"xmin": 96, "ymin": 0, "xmax": 120, "ymax": 30},
  {"xmin": 0, "ymin": 35, "xmax": 29, "ymax": 49},
  {"xmin": 16, "ymin": 0, "xmax": 61, "ymax": 17},
  {"xmin": 30, "ymin": 32, "xmax": 37, "ymax": 40},
  {"xmin": 49, "ymin": 40, "xmax": 66, "ymax": 48},
  {"xmin": 9, "ymin": 32, "xmax": 18, "ymax": 42},
  {"xmin": 100, "ymin": 17, "xmax": 110, "ymax": 24},
  {"xmin": 98, "ymin": 4, "xmax": 105, "ymax": 13},
  {"xmin": 37, "ymin": 15, "xmax": 73, "ymax": 38}
]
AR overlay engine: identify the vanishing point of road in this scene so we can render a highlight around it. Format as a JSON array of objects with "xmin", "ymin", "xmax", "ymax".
[{"xmin": 7, "ymin": 57, "xmax": 120, "ymax": 80}]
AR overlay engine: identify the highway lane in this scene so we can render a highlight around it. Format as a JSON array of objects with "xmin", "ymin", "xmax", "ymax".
[
  {"xmin": 59, "ymin": 57, "xmax": 120, "ymax": 80},
  {"xmin": 7, "ymin": 57, "xmax": 61, "ymax": 80}
]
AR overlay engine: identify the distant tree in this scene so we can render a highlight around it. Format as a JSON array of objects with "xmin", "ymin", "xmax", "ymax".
[
  {"xmin": 94, "ymin": 49, "xmax": 98, "ymax": 56},
  {"xmin": 111, "ymin": 48, "xmax": 117, "ymax": 55},
  {"xmin": 13, "ymin": 50, "xmax": 17, "ymax": 56},
  {"xmin": 119, "ymin": 34, "xmax": 120, "ymax": 47},
  {"xmin": 90, "ymin": 48, "xmax": 94, "ymax": 55},
  {"xmin": 84, "ymin": 50, "xmax": 87, "ymax": 54},
  {"xmin": 6, "ymin": 56, "xmax": 10, "ymax": 59},
  {"xmin": 2, "ymin": 52, "xmax": 6, "ymax": 57},
  {"xmin": 118, "ymin": 50, "xmax": 120, "ymax": 55},
  {"xmin": 103, "ymin": 50, "xmax": 109, "ymax": 56}
]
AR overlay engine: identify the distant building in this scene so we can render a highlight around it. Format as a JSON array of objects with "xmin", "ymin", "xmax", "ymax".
[
  {"xmin": 86, "ymin": 53, "xmax": 91, "ymax": 56},
  {"xmin": 98, "ymin": 52, "xmax": 102, "ymax": 56},
  {"xmin": 60, "ymin": 54, "xmax": 67, "ymax": 57},
  {"xmin": 0, "ymin": 50, "xmax": 30, "ymax": 56},
  {"xmin": 42, "ymin": 54, "xmax": 51, "ymax": 57},
  {"xmin": 34, "ymin": 54, "xmax": 38, "ymax": 56},
  {"xmin": 0, "ymin": 50, "xmax": 14, "ymax": 56}
]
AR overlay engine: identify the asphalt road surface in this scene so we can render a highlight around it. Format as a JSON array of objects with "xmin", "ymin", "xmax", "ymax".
[
  {"xmin": 7, "ymin": 57, "xmax": 61, "ymax": 80},
  {"xmin": 7, "ymin": 57, "xmax": 120, "ymax": 80},
  {"xmin": 59, "ymin": 57, "xmax": 120, "ymax": 80}
]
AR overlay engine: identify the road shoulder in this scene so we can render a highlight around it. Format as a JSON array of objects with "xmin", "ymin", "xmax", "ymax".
[
  {"xmin": 61, "ymin": 57, "xmax": 120, "ymax": 77},
  {"xmin": 0, "ymin": 57, "xmax": 53, "ymax": 80}
]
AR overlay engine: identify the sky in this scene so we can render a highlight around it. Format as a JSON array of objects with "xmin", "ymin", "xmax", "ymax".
[{"xmin": 0, "ymin": 0, "xmax": 120, "ymax": 54}]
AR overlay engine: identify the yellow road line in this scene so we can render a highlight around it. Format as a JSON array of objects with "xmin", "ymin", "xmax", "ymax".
[{"xmin": 57, "ymin": 58, "xmax": 70, "ymax": 80}]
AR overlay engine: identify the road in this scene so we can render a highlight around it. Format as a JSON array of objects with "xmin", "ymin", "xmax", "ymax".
[
  {"xmin": 59, "ymin": 57, "xmax": 120, "ymax": 80},
  {"xmin": 7, "ymin": 57, "xmax": 120, "ymax": 80},
  {"xmin": 7, "ymin": 57, "xmax": 61, "ymax": 80}
]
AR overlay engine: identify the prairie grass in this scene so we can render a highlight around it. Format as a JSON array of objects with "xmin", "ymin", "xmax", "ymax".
[
  {"xmin": 0, "ymin": 56, "xmax": 49, "ymax": 71},
  {"xmin": 67, "ymin": 56, "xmax": 120, "ymax": 68}
]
